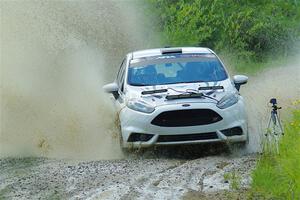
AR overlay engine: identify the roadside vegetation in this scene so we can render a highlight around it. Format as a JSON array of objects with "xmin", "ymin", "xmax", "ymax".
[
  {"xmin": 147, "ymin": 0, "xmax": 300, "ymax": 73},
  {"xmin": 249, "ymin": 102, "xmax": 300, "ymax": 199}
]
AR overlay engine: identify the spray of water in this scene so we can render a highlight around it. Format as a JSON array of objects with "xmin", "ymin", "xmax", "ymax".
[
  {"xmin": 242, "ymin": 57, "xmax": 300, "ymax": 153},
  {"xmin": 0, "ymin": 1, "xmax": 156, "ymax": 160}
]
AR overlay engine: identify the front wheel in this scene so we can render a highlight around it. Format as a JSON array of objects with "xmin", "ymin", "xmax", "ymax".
[
  {"xmin": 119, "ymin": 134, "xmax": 130, "ymax": 155},
  {"xmin": 228, "ymin": 138, "xmax": 248, "ymax": 154},
  {"xmin": 118, "ymin": 129, "xmax": 136, "ymax": 155}
]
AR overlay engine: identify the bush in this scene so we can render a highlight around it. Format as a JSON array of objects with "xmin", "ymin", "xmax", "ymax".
[{"xmin": 149, "ymin": 0, "xmax": 300, "ymax": 61}]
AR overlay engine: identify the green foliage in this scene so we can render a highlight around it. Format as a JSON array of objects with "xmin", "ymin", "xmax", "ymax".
[
  {"xmin": 217, "ymin": 51, "xmax": 291, "ymax": 74},
  {"xmin": 250, "ymin": 102, "xmax": 300, "ymax": 199},
  {"xmin": 148, "ymin": 0, "xmax": 300, "ymax": 61},
  {"xmin": 223, "ymin": 171, "xmax": 242, "ymax": 191},
  {"xmin": 0, "ymin": 186, "xmax": 11, "ymax": 200}
]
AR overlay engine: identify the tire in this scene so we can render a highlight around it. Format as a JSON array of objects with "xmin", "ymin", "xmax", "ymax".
[
  {"xmin": 227, "ymin": 137, "xmax": 248, "ymax": 154},
  {"xmin": 119, "ymin": 134, "xmax": 130, "ymax": 155},
  {"xmin": 118, "ymin": 130, "xmax": 136, "ymax": 155},
  {"xmin": 115, "ymin": 115, "xmax": 130, "ymax": 155}
]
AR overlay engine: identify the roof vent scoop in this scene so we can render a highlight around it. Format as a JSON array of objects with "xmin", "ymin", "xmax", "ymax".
[{"xmin": 161, "ymin": 48, "xmax": 182, "ymax": 54}]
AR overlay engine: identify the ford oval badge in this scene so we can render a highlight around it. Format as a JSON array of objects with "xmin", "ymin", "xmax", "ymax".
[{"xmin": 182, "ymin": 104, "xmax": 190, "ymax": 107}]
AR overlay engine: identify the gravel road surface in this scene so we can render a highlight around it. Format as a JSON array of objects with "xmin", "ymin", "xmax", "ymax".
[{"xmin": 0, "ymin": 146, "xmax": 256, "ymax": 200}]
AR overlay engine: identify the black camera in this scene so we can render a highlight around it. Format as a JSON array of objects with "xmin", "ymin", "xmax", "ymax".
[
  {"xmin": 270, "ymin": 98, "xmax": 277, "ymax": 105},
  {"xmin": 270, "ymin": 98, "xmax": 281, "ymax": 111}
]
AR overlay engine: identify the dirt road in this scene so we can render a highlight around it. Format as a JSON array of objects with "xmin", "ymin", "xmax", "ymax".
[{"xmin": 0, "ymin": 151, "xmax": 255, "ymax": 200}]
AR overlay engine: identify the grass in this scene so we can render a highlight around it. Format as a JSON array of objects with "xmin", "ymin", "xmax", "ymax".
[
  {"xmin": 0, "ymin": 187, "xmax": 11, "ymax": 200},
  {"xmin": 249, "ymin": 100, "xmax": 300, "ymax": 199},
  {"xmin": 223, "ymin": 171, "xmax": 242, "ymax": 191}
]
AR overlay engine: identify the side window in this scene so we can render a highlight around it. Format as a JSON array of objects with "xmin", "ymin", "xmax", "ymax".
[
  {"xmin": 116, "ymin": 59, "xmax": 124, "ymax": 83},
  {"xmin": 116, "ymin": 58, "xmax": 126, "ymax": 93},
  {"xmin": 119, "ymin": 67, "xmax": 125, "ymax": 92}
]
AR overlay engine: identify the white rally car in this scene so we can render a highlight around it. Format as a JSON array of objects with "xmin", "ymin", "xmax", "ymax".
[{"xmin": 103, "ymin": 47, "xmax": 248, "ymax": 149}]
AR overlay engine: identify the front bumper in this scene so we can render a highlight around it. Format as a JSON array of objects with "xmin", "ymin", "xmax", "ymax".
[{"xmin": 119, "ymin": 100, "xmax": 248, "ymax": 148}]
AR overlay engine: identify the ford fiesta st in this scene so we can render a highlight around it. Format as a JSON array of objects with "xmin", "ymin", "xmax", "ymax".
[{"xmin": 103, "ymin": 47, "xmax": 248, "ymax": 149}]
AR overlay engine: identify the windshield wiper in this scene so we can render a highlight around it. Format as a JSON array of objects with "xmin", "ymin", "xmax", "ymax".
[
  {"xmin": 166, "ymin": 92, "xmax": 203, "ymax": 100},
  {"xmin": 141, "ymin": 89, "xmax": 168, "ymax": 95},
  {"xmin": 131, "ymin": 83, "xmax": 149, "ymax": 86}
]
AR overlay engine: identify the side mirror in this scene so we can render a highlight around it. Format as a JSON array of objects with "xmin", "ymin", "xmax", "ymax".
[
  {"xmin": 233, "ymin": 75, "xmax": 248, "ymax": 91},
  {"xmin": 103, "ymin": 82, "xmax": 119, "ymax": 99}
]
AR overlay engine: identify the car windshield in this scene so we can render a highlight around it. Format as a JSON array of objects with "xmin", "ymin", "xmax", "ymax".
[{"xmin": 128, "ymin": 54, "xmax": 228, "ymax": 86}]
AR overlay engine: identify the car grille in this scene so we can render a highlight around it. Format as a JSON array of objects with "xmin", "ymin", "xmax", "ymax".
[
  {"xmin": 157, "ymin": 132, "xmax": 218, "ymax": 142},
  {"xmin": 151, "ymin": 109, "xmax": 222, "ymax": 127}
]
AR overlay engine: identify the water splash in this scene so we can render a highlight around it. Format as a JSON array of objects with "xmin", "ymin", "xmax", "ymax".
[{"xmin": 0, "ymin": 0, "xmax": 156, "ymax": 160}]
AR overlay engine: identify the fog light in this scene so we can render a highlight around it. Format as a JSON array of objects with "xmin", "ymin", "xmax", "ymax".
[{"xmin": 127, "ymin": 133, "xmax": 154, "ymax": 142}]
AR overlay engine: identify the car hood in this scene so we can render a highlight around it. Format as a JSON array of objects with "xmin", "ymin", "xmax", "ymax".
[{"xmin": 125, "ymin": 79, "xmax": 236, "ymax": 108}]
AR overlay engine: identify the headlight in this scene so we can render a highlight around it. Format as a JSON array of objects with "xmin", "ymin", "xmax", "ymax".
[
  {"xmin": 217, "ymin": 92, "xmax": 239, "ymax": 109},
  {"xmin": 127, "ymin": 99, "xmax": 155, "ymax": 113}
]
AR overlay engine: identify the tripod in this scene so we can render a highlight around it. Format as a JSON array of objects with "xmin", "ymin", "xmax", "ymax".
[{"xmin": 264, "ymin": 98, "xmax": 284, "ymax": 154}]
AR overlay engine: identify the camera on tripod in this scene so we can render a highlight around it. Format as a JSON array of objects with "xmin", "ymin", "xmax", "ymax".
[
  {"xmin": 269, "ymin": 98, "xmax": 281, "ymax": 111},
  {"xmin": 265, "ymin": 97, "xmax": 284, "ymax": 153}
]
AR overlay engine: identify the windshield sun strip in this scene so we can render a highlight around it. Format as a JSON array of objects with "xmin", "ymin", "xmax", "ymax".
[{"xmin": 129, "ymin": 58, "xmax": 217, "ymax": 68}]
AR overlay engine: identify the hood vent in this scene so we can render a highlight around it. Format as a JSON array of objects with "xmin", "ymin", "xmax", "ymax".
[{"xmin": 161, "ymin": 48, "xmax": 182, "ymax": 54}]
